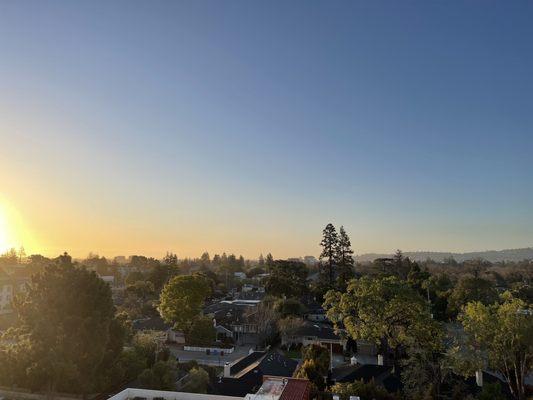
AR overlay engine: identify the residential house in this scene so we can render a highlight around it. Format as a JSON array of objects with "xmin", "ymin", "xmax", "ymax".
[
  {"xmin": 234, "ymin": 272, "xmax": 247, "ymax": 280},
  {"xmin": 0, "ymin": 268, "xmax": 29, "ymax": 315},
  {"xmin": 281, "ymin": 321, "xmax": 346, "ymax": 354},
  {"xmin": 214, "ymin": 350, "xmax": 299, "ymax": 397},
  {"xmin": 132, "ymin": 316, "xmax": 185, "ymax": 344},
  {"xmin": 301, "ymin": 300, "xmax": 327, "ymax": 322},
  {"xmin": 330, "ymin": 361, "xmax": 402, "ymax": 394},
  {"xmin": 204, "ymin": 300, "xmax": 261, "ymax": 345}
]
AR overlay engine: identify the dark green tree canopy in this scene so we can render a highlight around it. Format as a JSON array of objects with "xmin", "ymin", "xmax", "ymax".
[
  {"xmin": 265, "ymin": 260, "xmax": 308, "ymax": 298},
  {"xmin": 2, "ymin": 265, "xmax": 123, "ymax": 394},
  {"xmin": 319, "ymin": 223, "xmax": 338, "ymax": 285}
]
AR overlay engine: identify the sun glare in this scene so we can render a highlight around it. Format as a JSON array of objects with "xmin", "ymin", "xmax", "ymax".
[
  {"xmin": 0, "ymin": 204, "xmax": 10, "ymax": 253},
  {"xmin": 0, "ymin": 198, "xmax": 36, "ymax": 255}
]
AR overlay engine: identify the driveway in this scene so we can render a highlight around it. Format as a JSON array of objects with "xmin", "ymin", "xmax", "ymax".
[{"xmin": 169, "ymin": 344, "xmax": 253, "ymax": 367}]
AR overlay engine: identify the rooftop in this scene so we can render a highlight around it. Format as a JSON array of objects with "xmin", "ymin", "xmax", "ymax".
[
  {"xmin": 244, "ymin": 378, "xmax": 310, "ymax": 400},
  {"xmin": 292, "ymin": 322, "xmax": 341, "ymax": 341},
  {"xmin": 107, "ymin": 379, "xmax": 309, "ymax": 400},
  {"xmin": 109, "ymin": 388, "xmax": 241, "ymax": 400},
  {"xmin": 215, "ymin": 351, "xmax": 299, "ymax": 397}
]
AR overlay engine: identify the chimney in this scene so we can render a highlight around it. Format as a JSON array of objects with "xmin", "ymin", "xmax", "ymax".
[
  {"xmin": 350, "ymin": 356, "xmax": 357, "ymax": 365},
  {"xmin": 476, "ymin": 370, "xmax": 483, "ymax": 387},
  {"xmin": 224, "ymin": 362, "xmax": 231, "ymax": 378},
  {"xmin": 377, "ymin": 354, "xmax": 384, "ymax": 366}
]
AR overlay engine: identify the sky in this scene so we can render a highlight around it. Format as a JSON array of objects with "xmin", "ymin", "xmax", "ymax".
[{"xmin": 0, "ymin": 1, "xmax": 532, "ymax": 259}]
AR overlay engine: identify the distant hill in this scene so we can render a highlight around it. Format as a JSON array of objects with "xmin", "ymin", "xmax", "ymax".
[{"xmin": 355, "ymin": 247, "xmax": 533, "ymax": 263}]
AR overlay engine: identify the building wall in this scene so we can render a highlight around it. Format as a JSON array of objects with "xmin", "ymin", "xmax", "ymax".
[{"xmin": 0, "ymin": 278, "xmax": 28, "ymax": 315}]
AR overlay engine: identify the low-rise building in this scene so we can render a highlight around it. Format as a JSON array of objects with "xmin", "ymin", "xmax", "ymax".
[
  {"xmin": 214, "ymin": 351, "xmax": 300, "ymax": 397},
  {"xmin": 204, "ymin": 300, "xmax": 261, "ymax": 345},
  {"xmin": 281, "ymin": 321, "xmax": 346, "ymax": 354},
  {"xmin": 0, "ymin": 268, "xmax": 29, "ymax": 315},
  {"xmin": 107, "ymin": 377, "xmax": 310, "ymax": 400}
]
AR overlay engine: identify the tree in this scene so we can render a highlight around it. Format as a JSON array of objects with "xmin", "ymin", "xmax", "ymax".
[
  {"xmin": 180, "ymin": 367, "xmax": 209, "ymax": 393},
  {"xmin": 406, "ymin": 261, "xmax": 430, "ymax": 294},
  {"xmin": 265, "ymin": 260, "xmax": 308, "ymax": 298},
  {"xmin": 57, "ymin": 251, "xmax": 72, "ymax": 267},
  {"xmin": 258, "ymin": 254, "xmax": 265, "ymax": 267},
  {"xmin": 330, "ymin": 381, "xmax": 397, "ymax": 400},
  {"xmin": 246, "ymin": 297, "xmax": 280, "ymax": 346},
  {"xmin": 158, "ymin": 274, "xmax": 211, "ymax": 332},
  {"xmin": 0, "ymin": 248, "xmax": 18, "ymax": 265},
  {"xmin": 319, "ymin": 223, "xmax": 338, "ymax": 286},
  {"xmin": 2, "ymin": 265, "xmax": 122, "ymax": 395},
  {"xmin": 295, "ymin": 344, "xmax": 330, "ymax": 391},
  {"xmin": 301, "ymin": 344, "xmax": 330, "ymax": 373},
  {"xmin": 477, "ymin": 383, "xmax": 506, "ymax": 400},
  {"xmin": 163, "ymin": 252, "xmax": 178, "ymax": 266},
  {"xmin": 447, "ymin": 276, "xmax": 498, "ymax": 318},
  {"xmin": 265, "ymin": 253, "xmax": 274, "ymax": 270},
  {"xmin": 336, "ymin": 226, "xmax": 354, "ymax": 267},
  {"xmin": 392, "ymin": 249, "xmax": 410, "ymax": 280},
  {"xmin": 132, "ymin": 331, "xmax": 164, "ymax": 368},
  {"xmin": 119, "ymin": 347, "xmax": 149, "ymax": 382},
  {"xmin": 274, "ymin": 298, "xmax": 306, "ymax": 317},
  {"xmin": 139, "ymin": 360, "xmax": 177, "ymax": 390},
  {"xmin": 148, "ymin": 263, "xmax": 177, "ymax": 292},
  {"xmin": 422, "ymin": 273, "xmax": 453, "ymax": 321},
  {"xmin": 295, "ymin": 359, "xmax": 326, "ymax": 392},
  {"xmin": 401, "ymin": 345, "xmax": 448, "ymax": 400},
  {"xmin": 187, "ymin": 316, "xmax": 216, "ymax": 345},
  {"xmin": 121, "ymin": 281, "xmax": 156, "ymax": 319},
  {"xmin": 336, "ymin": 226, "xmax": 355, "ymax": 290},
  {"xmin": 457, "ymin": 293, "xmax": 532, "ymax": 400},
  {"xmin": 200, "ymin": 252, "xmax": 210, "ymax": 268},
  {"xmin": 324, "ymin": 276, "xmax": 441, "ymax": 366},
  {"xmin": 277, "ymin": 316, "xmax": 304, "ymax": 349},
  {"xmin": 126, "ymin": 270, "xmax": 146, "ymax": 285}
]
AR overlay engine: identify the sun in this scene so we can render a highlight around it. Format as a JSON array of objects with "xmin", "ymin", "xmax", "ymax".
[
  {"xmin": 0, "ymin": 205, "xmax": 10, "ymax": 253},
  {"xmin": 0, "ymin": 198, "xmax": 39, "ymax": 256}
]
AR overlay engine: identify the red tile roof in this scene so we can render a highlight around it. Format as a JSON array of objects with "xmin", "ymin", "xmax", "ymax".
[{"xmin": 280, "ymin": 379, "xmax": 310, "ymax": 400}]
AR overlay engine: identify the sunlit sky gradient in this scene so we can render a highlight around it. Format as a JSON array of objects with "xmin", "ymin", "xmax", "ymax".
[{"xmin": 1, "ymin": 1, "xmax": 532, "ymax": 258}]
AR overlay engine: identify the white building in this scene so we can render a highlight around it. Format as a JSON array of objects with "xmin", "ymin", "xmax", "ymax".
[
  {"xmin": 107, "ymin": 377, "xmax": 310, "ymax": 400},
  {"xmin": 0, "ymin": 269, "xmax": 28, "ymax": 315}
]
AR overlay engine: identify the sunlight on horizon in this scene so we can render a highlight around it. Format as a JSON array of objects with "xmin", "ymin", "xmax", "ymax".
[
  {"xmin": 0, "ymin": 197, "xmax": 37, "ymax": 255},
  {"xmin": 0, "ymin": 205, "xmax": 9, "ymax": 253}
]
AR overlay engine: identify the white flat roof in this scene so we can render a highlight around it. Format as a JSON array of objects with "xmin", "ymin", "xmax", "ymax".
[{"xmin": 108, "ymin": 388, "xmax": 242, "ymax": 400}]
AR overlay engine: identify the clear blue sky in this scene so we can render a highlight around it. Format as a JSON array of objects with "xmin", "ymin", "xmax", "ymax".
[{"xmin": 0, "ymin": 1, "xmax": 532, "ymax": 258}]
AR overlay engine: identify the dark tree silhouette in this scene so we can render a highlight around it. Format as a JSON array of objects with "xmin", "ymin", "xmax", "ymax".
[{"xmin": 319, "ymin": 223, "xmax": 338, "ymax": 286}]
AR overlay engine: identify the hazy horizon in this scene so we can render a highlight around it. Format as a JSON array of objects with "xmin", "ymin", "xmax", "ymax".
[{"xmin": 1, "ymin": 1, "xmax": 532, "ymax": 258}]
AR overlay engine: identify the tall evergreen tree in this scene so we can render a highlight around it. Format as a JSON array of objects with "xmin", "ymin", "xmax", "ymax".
[
  {"xmin": 265, "ymin": 253, "xmax": 274, "ymax": 272},
  {"xmin": 336, "ymin": 226, "xmax": 355, "ymax": 289},
  {"xmin": 200, "ymin": 252, "xmax": 210, "ymax": 268},
  {"xmin": 336, "ymin": 226, "xmax": 354, "ymax": 267},
  {"xmin": 319, "ymin": 223, "xmax": 338, "ymax": 286}
]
